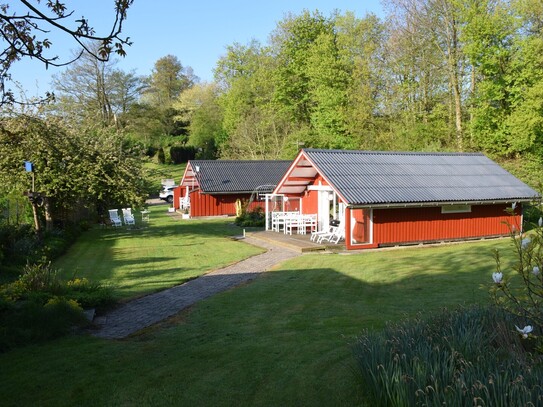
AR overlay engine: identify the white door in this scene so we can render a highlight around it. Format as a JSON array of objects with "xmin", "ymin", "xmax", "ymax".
[{"xmin": 318, "ymin": 190, "xmax": 331, "ymax": 231}]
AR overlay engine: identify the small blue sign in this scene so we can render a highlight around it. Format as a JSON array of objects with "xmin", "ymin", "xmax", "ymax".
[{"xmin": 24, "ymin": 161, "xmax": 33, "ymax": 172}]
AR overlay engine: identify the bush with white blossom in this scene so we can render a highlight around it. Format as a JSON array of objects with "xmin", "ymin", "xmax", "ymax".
[{"xmin": 490, "ymin": 205, "xmax": 542, "ymax": 349}]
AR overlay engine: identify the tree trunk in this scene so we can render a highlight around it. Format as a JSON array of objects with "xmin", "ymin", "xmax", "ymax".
[
  {"xmin": 32, "ymin": 203, "xmax": 42, "ymax": 239},
  {"xmin": 44, "ymin": 197, "xmax": 54, "ymax": 232}
]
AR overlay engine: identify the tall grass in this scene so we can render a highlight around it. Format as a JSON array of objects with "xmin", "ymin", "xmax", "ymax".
[{"xmin": 353, "ymin": 305, "xmax": 543, "ymax": 406}]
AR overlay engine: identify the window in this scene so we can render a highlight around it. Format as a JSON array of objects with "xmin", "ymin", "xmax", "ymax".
[{"xmin": 441, "ymin": 204, "xmax": 471, "ymax": 214}]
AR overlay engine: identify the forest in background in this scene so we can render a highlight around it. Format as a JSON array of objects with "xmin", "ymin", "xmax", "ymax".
[
  {"xmin": 2, "ymin": 0, "xmax": 543, "ymax": 228},
  {"xmin": 180, "ymin": 0, "xmax": 543, "ymax": 191}
]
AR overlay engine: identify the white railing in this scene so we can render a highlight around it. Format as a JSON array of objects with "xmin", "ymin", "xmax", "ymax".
[{"xmin": 270, "ymin": 212, "xmax": 317, "ymax": 235}]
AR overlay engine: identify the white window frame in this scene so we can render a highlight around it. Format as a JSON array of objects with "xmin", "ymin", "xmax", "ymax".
[{"xmin": 441, "ymin": 204, "xmax": 472, "ymax": 214}]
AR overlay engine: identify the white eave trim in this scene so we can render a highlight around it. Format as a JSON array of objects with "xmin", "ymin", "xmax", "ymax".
[{"xmin": 349, "ymin": 199, "xmax": 536, "ymax": 209}]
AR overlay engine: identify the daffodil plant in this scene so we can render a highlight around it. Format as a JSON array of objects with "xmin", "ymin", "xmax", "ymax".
[{"xmin": 490, "ymin": 204, "xmax": 543, "ymax": 345}]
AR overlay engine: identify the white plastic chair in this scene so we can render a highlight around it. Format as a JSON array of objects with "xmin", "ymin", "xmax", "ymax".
[
  {"xmin": 311, "ymin": 225, "xmax": 337, "ymax": 242},
  {"xmin": 317, "ymin": 225, "xmax": 345, "ymax": 244},
  {"xmin": 108, "ymin": 209, "xmax": 122, "ymax": 227},
  {"xmin": 122, "ymin": 208, "xmax": 135, "ymax": 226}
]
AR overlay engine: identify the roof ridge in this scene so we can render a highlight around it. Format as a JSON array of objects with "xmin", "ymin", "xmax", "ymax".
[
  {"xmin": 191, "ymin": 159, "xmax": 292, "ymax": 163},
  {"xmin": 303, "ymin": 148, "xmax": 484, "ymax": 156}
]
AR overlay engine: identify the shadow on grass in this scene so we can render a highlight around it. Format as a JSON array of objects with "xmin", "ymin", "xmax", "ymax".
[
  {"xmin": 0, "ymin": 245, "xmax": 502, "ymax": 406},
  {"xmin": 55, "ymin": 212, "xmax": 261, "ymax": 300}
]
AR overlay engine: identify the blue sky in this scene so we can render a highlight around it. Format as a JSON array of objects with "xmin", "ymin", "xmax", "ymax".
[{"xmin": 11, "ymin": 0, "xmax": 383, "ymax": 98}]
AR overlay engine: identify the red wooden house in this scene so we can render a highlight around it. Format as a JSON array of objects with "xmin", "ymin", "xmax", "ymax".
[
  {"xmin": 271, "ymin": 149, "xmax": 540, "ymax": 250},
  {"xmin": 176, "ymin": 160, "xmax": 292, "ymax": 217}
]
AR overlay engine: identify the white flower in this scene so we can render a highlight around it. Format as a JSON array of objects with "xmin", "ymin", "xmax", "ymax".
[
  {"xmin": 492, "ymin": 272, "xmax": 503, "ymax": 284},
  {"xmin": 539, "ymin": 217, "xmax": 543, "ymax": 228},
  {"xmin": 512, "ymin": 202, "xmax": 517, "ymax": 210},
  {"xmin": 521, "ymin": 238, "xmax": 531, "ymax": 249},
  {"xmin": 515, "ymin": 325, "xmax": 533, "ymax": 339},
  {"xmin": 533, "ymin": 266, "xmax": 540, "ymax": 276}
]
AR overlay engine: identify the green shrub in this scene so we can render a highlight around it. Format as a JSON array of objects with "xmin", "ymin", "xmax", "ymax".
[
  {"xmin": 235, "ymin": 206, "xmax": 265, "ymax": 227},
  {"xmin": 17, "ymin": 262, "xmax": 62, "ymax": 295},
  {"xmin": 0, "ymin": 296, "xmax": 87, "ymax": 352},
  {"xmin": 490, "ymin": 209, "xmax": 543, "ymax": 333},
  {"xmin": 0, "ymin": 265, "xmax": 114, "ymax": 351},
  {"xmin": 353, "ymin": 305, "xmax": 543, "ymax": 406},
  {"xmin": 66, "ymin": 278, "xmax": 115, "ymax": 309},
  {"xmin": 170, "ymin": 146, "xmax": 197, "ymax": 164},
  {"xmin": 1, "ymin": 264, "xmax": 114, "ymax": 309},
  {"xmin": 157, "ymin": 147, "xmax": 166, "ymax": 164}
]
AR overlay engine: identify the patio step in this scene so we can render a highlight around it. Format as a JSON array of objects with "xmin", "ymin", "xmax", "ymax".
[{"xmin": 247, "ymin": 231, "xmax": 340, "ymax": 253}]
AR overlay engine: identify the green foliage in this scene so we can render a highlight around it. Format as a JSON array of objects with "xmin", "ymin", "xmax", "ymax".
[
  {"xmin": 0, "ymin": 115, "xmax": 149, "ymax": 230},
  {"xmin": 15, "ymin": 262, "xmax": 62, "ymax": 296},
  {"xmin": 157, "ymin": 147, "xmax": 166, "ymax": 164},
  {"xmin": 353, "ymin": 305, "xmax": 543, "ymax": 406},
  {"xmin": 169, "ymin": 146, "xmax": 196, "ymax": 164},
  {"xmin": 144, "ymin": 55, "xmax": 197, "ymax": 108},
  {"xmin": 0, "ymin": 295, "xmax": 87, "ymax": 352},
  {"xmin": 0, "ymin": 223, "xmax": 37, "ymax": 268},
  {"xmin": 235, "ymin": 206, "xmax": 265, "ymax": 227},
  {"xmin": 0, "ymin": 262, "xmax": 114, "ymax": 351},
  {"xmin": 490, "ymin": 210, "xmax": 543, "ymax": 331}
]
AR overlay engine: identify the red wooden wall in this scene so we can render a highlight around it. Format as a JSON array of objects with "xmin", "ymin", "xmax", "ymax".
[
  {"xmin": 346, "ymin": 204, "xmax": 520, "ymax": 250},
  {"xmin": 189, "ymin": 190, "xmax": 265, "ymax": 217}
]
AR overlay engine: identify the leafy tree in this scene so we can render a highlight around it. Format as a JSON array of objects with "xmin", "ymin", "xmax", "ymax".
[
  {"xmin": 335, "ymin": 12, "xmax": 388, "ymax": 150},
  {"xmin": 0, "ymin": 113, "xmax": 147, "ymax": 233},
  {"xmin": 271, "ymin": 10, "xmax": 335, "ymax": 128},
  {"xmin": 305, "ymin": 31, "xmax": 350, "ymax": 148},
  {"xmin": 143, "ymin": 55, "xmax": 198, "ymax": 108},
  {"xmin": 123, "ymin": 102, "xmax": 165, "ymax": 147},
  {"xmin": 51, "ymin": 45, "xmax": 145, "ymax": 126},
  {"xmin": 0, "ymin": 0, "xmax": 133, "ymax": 105},
  {"xmin": 136, "ymin": 55, "xmax": 198, "ymax": 143},
  {"xmin": 175, "ymin": 83, "xmax": 224, "ymax": 159},
  {"xmin": 214, "ymin": 40, "xmax": 294, "ymax": 158}
]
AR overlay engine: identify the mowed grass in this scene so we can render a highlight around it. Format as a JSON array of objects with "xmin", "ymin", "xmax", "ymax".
[
  {"xmin": 54, "ymin": 205, "xmax": 264, "ymax": 299},
  {"xmin": 0, "ymin": 232, "xmax": 516, "ymax": 406},
  {"xmin": 144, "ymin": 161, "xmax": 186, "ymax": 195}
]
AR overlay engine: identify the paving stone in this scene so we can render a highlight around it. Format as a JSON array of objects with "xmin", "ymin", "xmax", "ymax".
[{"xmin": 92, "ymin": 237, "xmax": 299, "ymax": 339}]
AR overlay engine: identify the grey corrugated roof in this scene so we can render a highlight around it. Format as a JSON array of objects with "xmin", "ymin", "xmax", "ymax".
[
  {"xmin": 191, "ymin": 160, "xmax": 292, "ymax": 193},
  {"xmin": 303, "ymin": 149, "xmax": 539, "ymax": 205}
]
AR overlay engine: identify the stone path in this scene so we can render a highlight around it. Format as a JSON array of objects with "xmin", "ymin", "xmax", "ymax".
[{"xmin": 92, "ymin": 237, "xmax": 300, "ymax": 339}]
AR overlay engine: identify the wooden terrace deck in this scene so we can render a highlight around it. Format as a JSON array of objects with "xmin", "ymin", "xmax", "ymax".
[{"xmin": 247, "ymin": 230, "xmax": 346, "ymax": 253}]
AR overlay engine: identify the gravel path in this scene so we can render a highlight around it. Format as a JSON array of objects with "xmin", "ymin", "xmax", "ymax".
[{"xmin": 92, "ymin": 237, "xmax": 300, "ymax": 339}]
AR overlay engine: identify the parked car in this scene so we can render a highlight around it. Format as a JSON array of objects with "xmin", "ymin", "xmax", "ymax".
[{"xmin": 159, "ymin": 185, "xmax": 176, "ymax": 203}]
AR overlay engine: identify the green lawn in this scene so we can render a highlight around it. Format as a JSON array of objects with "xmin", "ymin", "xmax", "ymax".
[
  {"xmin": 54, "ymin": 205, "xmax": 264, "ymax": 299},
  {"xmin": 0, "ymin": 228, "xmax": 515, "ymax": 406},
  {"xmin": 144, "ymin": 162, "xmax": 186, "ymax": 195}
]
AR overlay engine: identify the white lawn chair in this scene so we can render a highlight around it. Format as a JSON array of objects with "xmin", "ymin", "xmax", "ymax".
[
  {"xmin": 108, "ymin": 209, "xmax": 122, "ymax": 227},
  {"xmin": 317, "ymin": 225, "xmax": 345, "ymax": 244},
  {"xmin": 310, "ymin": 225, "xmax": 338, "ymax": 242},
  {"xmin": 122, "ymin": 208, "xmax": 135, "ymax": 226}
]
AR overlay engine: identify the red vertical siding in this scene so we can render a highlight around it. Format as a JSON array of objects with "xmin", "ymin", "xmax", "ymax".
[
  {"xmin": 372, "ymin": 204, "xmax": 519, "ymax": 246},
  {"xmin": 299, "ymin": 174, "xmax": 330, "ymax": 215},
  {"xmin": 189, "ymin": 190, "xmax": 264, "ymax": 217},
  {"xmin": 173, "ymin": 186, "xmax": 181, "ymax": 209},
  {"xmin": 302, "ymin": 189, "xmax": 319, "ymax": 214}
]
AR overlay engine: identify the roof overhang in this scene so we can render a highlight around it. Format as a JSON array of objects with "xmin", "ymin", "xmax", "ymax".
[
  {"xmin": 349, "ymin": 198, "xmax": 535, "ymax": 209},
  {"xmin": 180, "ymin": 162, "xmax": 200, "ymax": 188},
  {"xmin": 273, "ymin": 150, "xmax": 349, "ymax": 202}
]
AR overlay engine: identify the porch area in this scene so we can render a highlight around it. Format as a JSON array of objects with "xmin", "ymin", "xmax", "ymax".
[{"xmin": 247, "ymin": 229, "xmax": 345, "ymax": 253}]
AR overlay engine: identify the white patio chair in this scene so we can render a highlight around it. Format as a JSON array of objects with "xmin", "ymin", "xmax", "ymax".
[
  {"xmin": 141, "ymin": 209, "xmax": 150, "ymax": 223},
  {"xmin": 302, "ymin": 214, "xmax": 317, "ymax": 235},
  {"xmin": 317, "ymin": 225, "xmax": 345, "ymax": 244},
  {"xmin": 122, "ymin": 208, "xmax": 135, "ymax": 226},
  {"xmin": 310, "ymin": 225, "xmax": 337, "ymax": 242},
  {"xmin": 284, "ymin": 213, "xmax": 303, "ymax": 235},
  {"xmin": 108, "ymin": 209, "xmax": 122, "ymax": 227}
]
